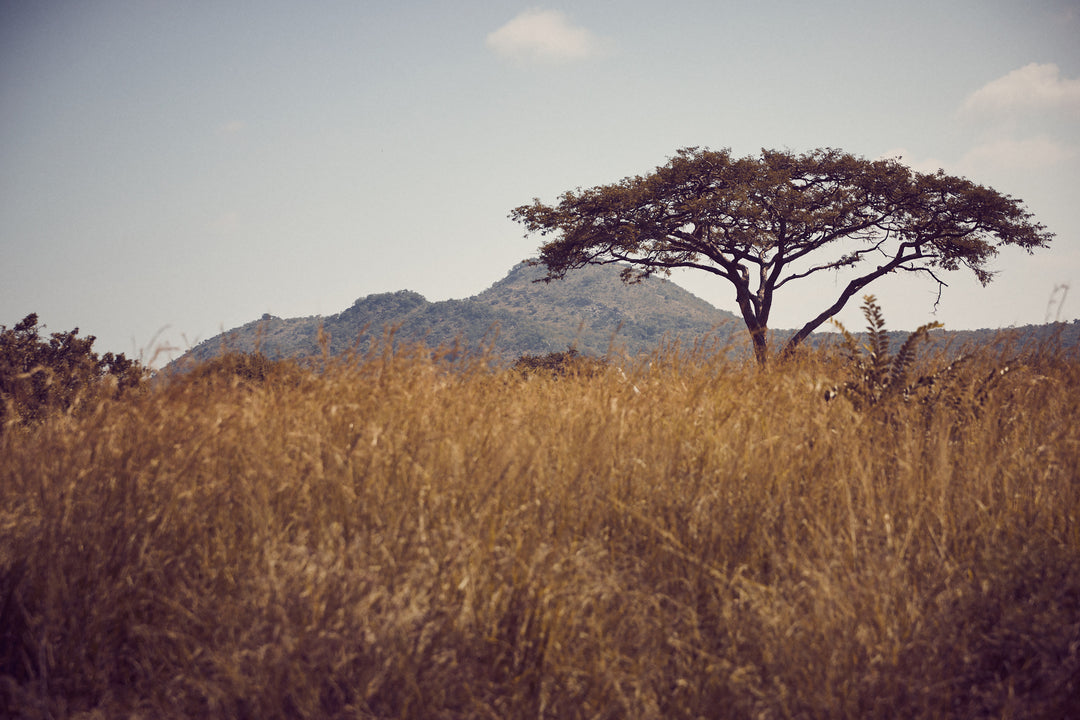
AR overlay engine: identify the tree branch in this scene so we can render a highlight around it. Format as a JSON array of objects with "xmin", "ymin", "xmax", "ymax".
[
  {"xmin": 781, "ymin": 249, "xmax": 931, "ymax": 355},
  {"xmin": 896, "ymin": 264, "xmax": 949, "ymax": 310},
  {"xmin": 517, "ymin": 146, "xmax": 1055, "ymax": 365},
  {"xmin": 773, "ymin": 235, "xmax": 894, "ymax": 289}
]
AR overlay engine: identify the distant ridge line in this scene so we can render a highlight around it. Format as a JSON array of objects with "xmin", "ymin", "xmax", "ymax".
[{"xmin": 172, "ymin": 262, "xmax": 1079, "ymax": 368}]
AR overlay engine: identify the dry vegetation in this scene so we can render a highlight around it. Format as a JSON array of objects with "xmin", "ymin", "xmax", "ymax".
[{"xmin": 1, "ymin": 333, "xmax": 1078, "ymax": 719}]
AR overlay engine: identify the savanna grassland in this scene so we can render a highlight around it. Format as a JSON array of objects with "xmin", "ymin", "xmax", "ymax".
[{"xmin": 1, "ymin": 337, "xmax": 1078, "ymax": 719}]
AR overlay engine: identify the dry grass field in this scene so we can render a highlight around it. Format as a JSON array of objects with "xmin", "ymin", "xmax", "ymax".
[{"xmin": 1, "ymin": 334, "xmax": 1078, "ymax": 718}]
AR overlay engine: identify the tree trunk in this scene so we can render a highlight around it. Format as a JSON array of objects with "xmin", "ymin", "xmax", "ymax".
[{"xmin": 747, "ymin": 323, "xmax": 769, "ymax": 366}]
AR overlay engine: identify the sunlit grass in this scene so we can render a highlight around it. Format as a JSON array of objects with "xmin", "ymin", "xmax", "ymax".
[{"xmin": 1, "ymin": 338, "xmax": 1077, "ymax": 718}]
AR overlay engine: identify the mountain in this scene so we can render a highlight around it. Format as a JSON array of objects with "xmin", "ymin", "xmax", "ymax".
[
  {"xmin": 174, "ymin": 262, "xmax": 744, "ymax": 367},
  {"xmin": 171, "ymin": 261, "xmax": 1080, "ymax": 369}
]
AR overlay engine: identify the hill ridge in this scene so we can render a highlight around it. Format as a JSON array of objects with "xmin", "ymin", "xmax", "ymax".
[
  {"xmin": 175, "ymin": 262, "xmax": 742, "ymax": 366},
  {"xmin": 173, "ymin": 262, "xmax": 1079, "ymax": 368}
]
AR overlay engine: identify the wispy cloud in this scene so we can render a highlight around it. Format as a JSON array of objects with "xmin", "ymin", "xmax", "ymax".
[
  {"xmin": 881, "ymin": 134, "xmax": 1077, "ymax": 179},
  {"xmin": 960, "ymin": 63, "xmax": 1080, "ymax": 120},
  {"xmin": 217, "ymin": 120, "xmax": 246, "ymax": 135},
  {"xmin": 958, "ymin": 135, "xmax": 1077, "ymax": 174},
  {"xmin": 897, "ymin": 63, "xmax": 1080, "ymax": 179},
  {"xmin": 486, "ymin": 8, "xmax": 611, "ymax": 64}
]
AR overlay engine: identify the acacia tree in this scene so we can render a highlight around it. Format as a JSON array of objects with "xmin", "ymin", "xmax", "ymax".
[{"xmin": 511, "ymin": 147, "xmax": 1053, "ymax": 364}]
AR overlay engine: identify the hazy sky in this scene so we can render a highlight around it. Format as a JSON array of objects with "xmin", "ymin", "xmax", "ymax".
[{"xmin": 3, "ymin": 1, "xmax": 1079, "ymax": 363}]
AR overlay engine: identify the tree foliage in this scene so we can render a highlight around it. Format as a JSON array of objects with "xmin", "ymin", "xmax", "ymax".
[
  {"xmin": 0, "ymin": 313, "xmax": 145, "ymax": 430},
  {"xmin": 511, "ymin": 147, "xmax": 1053, "ymax": 364}
]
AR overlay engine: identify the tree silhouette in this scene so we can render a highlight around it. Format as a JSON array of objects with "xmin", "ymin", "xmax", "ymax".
[{"xmin": 512, "ymin": 148, "xmax": 1053, "ymax": 364}]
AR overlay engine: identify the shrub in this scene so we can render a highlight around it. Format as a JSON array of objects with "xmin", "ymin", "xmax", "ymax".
[
  {"xmin": 827, "ymin": 295, "xmax": 943, "ymax": 409},
  {"xmin": 0, "ymin": 313, "xmax": 145, "ymax": 432},
  {"xmin": 511, "ymin": 346, "xmax": 608, "ymax": 378},
  {"xmin": 165, "ymin": 350, "xmax": 308, "ymax": 390},
  {"xmin": 826, "ymin": 295, "xmax": 1023, "ymax": 427}
]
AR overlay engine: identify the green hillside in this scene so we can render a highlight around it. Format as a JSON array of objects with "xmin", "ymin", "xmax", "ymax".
[
  {"xmin": 175, "ymin": 262, "xmax": 743, "ymax": 366},
  {"xmin": 174, "ymin": 261, "xmax": 1079, "ymax": 370}
]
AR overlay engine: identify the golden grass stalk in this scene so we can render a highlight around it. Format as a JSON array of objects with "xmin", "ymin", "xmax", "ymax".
[{"xmin": 1, "ymin": 338, "xmax": 1077, "ymax": 718}]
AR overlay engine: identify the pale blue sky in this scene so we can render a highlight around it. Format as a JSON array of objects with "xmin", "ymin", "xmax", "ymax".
[{"xmin": 2, "ymin": 1, "xmax": 1078, "ymax": 363}]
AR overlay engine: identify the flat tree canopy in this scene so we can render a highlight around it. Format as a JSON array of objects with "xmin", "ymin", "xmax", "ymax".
[{"xmin": 511, "ymin": 148, "xmax": 1053, "ymax": 364}]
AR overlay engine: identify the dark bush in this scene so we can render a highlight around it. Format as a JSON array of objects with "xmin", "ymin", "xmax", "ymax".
[
  {"xmin": 168, "ymin": 351, "xmax": 308, "ymax": 389},
  {"xmin": 0, "ymin": 313, "xmax": 145, "ymax": 431},
  {"xmin": 511, "ymin": 347, "xmax": 608, "ymax": 378}
]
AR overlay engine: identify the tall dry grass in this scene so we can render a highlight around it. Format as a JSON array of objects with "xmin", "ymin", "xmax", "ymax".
[{"xmin": 1, "ymin": 338, "xmax": 1077, "ymax": 718}]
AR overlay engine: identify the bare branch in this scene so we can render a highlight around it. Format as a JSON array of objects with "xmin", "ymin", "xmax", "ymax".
[
  {"xmin": 774, "ymin": 236, "xmax": 897, "ymax": 289},
  {"xmin": 895, "ymin": 264, "xmax": 949, "ymax": 311},
  {"xmin": 514, "ymin": 146, "xmax": 1055, "ymax": 364}
]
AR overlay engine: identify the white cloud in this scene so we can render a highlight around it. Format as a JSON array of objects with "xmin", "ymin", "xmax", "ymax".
[
  {"xmin": 958, "ymin": 135, "xmax": 1078, "ymax": 173},
  {"xmin": 486, "ymin": 8, "xmax": 610, "ymax": 64},
  {"xmin": 890, "ymin": 64, "xmax": 1080, "ymax": 181},
  {"xmin": 960, "ymin": 63, "xmax": 1080, "ymax": 119},
  {"xmin": 880, "ymin": 136, "xmax": 1076, "ymax": 181}
]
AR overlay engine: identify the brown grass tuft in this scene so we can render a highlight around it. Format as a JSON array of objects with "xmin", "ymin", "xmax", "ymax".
[{"xmin": 1, "ymin": 337, "xmax": 1077, "ymax": 718}]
